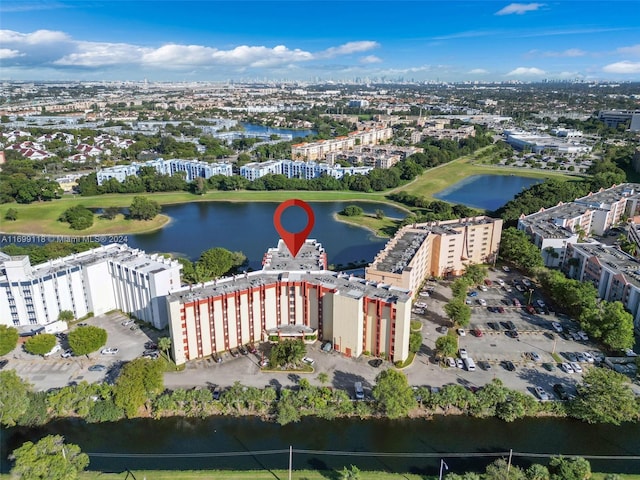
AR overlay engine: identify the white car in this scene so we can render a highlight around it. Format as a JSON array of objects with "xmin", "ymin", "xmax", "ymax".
[
  {"xmin": 44, "ymin": 344, "xmax": 62, "ymax": 357},
  {"xmin": 534, "ymin": 386, "xmax": 550, "ymax": 401},
  {"xmin": 302, "ymin": 356, "xmax": 315, "ymax": 366},
  {"xmin": 458, "ymin": 348, "xmax": 468, "ymax": 359},
  {"xmin": 582, "ymin": 352, "xmax": 595, "ymax": 363},
  {"xmin": 478, "ymin": 298, "xmax": 487, "ymax": 306},
  {"xmin": 457, "ymin": 328, "xmax": 466, "ymax": 336},
  {"xmin": 478, "ymin": 285, "xmax": 488, "ymax": 292},
  {"xmin": 577, "ymin": 331, "xmax": 589, "ymax": 341},
  {"xmin": 502, "ymin": 266, "xmax": 511, "ymax": 272},
  {"xmin": 446, "ymin": 357, "xmax": 456, "ymax": 368},
  {"xmin": 560, "ymin": 362, "xmax": 574, "ymax": 373},
  {"xmin": 623, "ymin": 348, "xmax": 637, "ymax": 357},
  {"xmin": 528, "ymin": 351, "xmax": 541, "ymax": 362},
  {"xmin": 570, "ymin": 362, "xmax": 583, "ymax": 373},
  {"xmin": 551, "ymin": 322, "xmax": 563, "ymax": 333},
  {"xmin": 101, "ymin": 347, "xmax": 119, "ymax": 355},
  {"xmin": 497, "ymin": 279, "xmax": 505, "ymax": 286},
  {"xmin": 455, "ymin": 358, "xmax": 464, "ymax": 369},
  {"xmin": 61, "ymin": 349, "xmax": 73, "ymax": 358}
]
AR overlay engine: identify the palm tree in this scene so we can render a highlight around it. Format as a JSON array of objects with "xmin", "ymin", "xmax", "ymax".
[{"xmin": 158, "ymin": 337, "xmax": 172, "ymax": 361}]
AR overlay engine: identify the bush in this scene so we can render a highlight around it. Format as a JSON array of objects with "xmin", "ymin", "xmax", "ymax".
[
  {"xmin": 0, "ymin": 325, "xmax": 19, "ymax": 355},
  {"xmin": 58, "ymin": 205, "xmax": 94, "ymax": 230},
  {"xmin": 129, "ymin": 196, "xmax": 161, "ymax": 220},
  {"xmin": 87, "ymin": 399, "xmax": 125, "ymax": 423},
  {"xmin": 24, "ymin": 333, "xmax": 57, "ymax": 356},
  {"xmin": 340, "ymin": 205, "xmax": 364, "ymax": 217},
  {"xmin": 68, "ymin": 326, "xmax": 107, "ymax": 356}
]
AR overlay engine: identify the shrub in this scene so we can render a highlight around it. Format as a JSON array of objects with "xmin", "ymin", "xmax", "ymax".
[
  {"xmin": 0, "ymin": 325, "xmax": 19, "ymax": 355},
  {"xmin": 24, "ymin": 333, "xmax": 57, "ymax": 356},
  {"xmin": 58, "ymin": 205, "xmax": 94, "ymax": 230},
  {"xmin": 68, "ymin": 326, "xmax": 107, "ymax": 356}
]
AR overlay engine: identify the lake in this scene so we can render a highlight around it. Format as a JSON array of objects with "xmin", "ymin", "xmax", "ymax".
[
  {"xmin": 434, "ymin": 175, "xmax": 543, "ymax": 211},
  {"xmin": 121, "ymin": 201, "xmax": 406, "ymax": 269},
  {"xmin": 2, "ymin": 416, "xmax": 639, "ymax": 474}
]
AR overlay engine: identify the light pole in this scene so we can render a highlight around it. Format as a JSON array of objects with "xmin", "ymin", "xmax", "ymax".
[
  {"xmin": 438, "ymin": 459, "xmax": 448, "ymax": 480},
  {"xmin": 528, "ymin": 288, "xmax": 534, "ymax": 305}
]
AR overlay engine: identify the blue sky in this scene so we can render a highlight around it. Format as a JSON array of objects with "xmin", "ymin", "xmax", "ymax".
[{"xmin": 1, "ymin": 1, "xmax": 640, "ymax": 82}]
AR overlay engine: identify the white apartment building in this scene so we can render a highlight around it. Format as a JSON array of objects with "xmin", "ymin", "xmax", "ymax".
[
  {"xmin": 239, "ymin": 160, "xmax": 372, "ymax": 181},
  {"xmin": 518, "ymin": 183, "xmax": 640, "ymax": 266},
  {"xmin": 0, "ymin": 244, "xmax": 182, "ymax": 330},
  {"xmin": 291, "ymin": 127, "xmax": 393, "ymax": 162},
  {"xmin": 96, "ymin": 158, "xmax": 233, "ymax": 185}
]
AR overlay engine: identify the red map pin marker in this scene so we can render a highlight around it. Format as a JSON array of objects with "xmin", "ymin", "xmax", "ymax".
[{"xmin": 273, "ymin": 199, "xmax": 315, "ymax": 258}]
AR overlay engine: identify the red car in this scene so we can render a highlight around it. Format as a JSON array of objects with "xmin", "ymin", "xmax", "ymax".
[{"xmin": 472, "ymin": 328, "xmax": 483, "ymax": 337}]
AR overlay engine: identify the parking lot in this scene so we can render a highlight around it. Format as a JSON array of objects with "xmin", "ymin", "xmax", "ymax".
[
  {"xmin": 408, "ymin": 265, "xmax": 608, "ymax": 399},
  {"xmin": 4, "ymin": 312, "xmax": 160, "ymax": 391}
]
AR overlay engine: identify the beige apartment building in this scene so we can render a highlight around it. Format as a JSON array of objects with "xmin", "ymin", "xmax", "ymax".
[
  {"xmin": 366, "ymin": 217, "xmax": 503, "ymax": 295},
  {"xmin": 291, "ymin": 127, "xmax": 393, "ymax": 161},
  {"xmin": 167, "ymin": 240, "xmax": 412, "ymax": 365}
]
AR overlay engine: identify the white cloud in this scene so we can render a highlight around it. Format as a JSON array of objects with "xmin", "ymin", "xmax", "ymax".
[
  {"xmin": 506, "ymin": 67, "xmax": 546, "ymax": 76},
  {"xmin": 616, "ymin": 44, "xmax": 640, "ymax": 56},
  {"xmin": 495, "ymin": 3, "xmax": 545, "ymax": 15},
  {"xmin": 0, "ymin": 48, "xmax": 23, "ymax": 59},
  {"xmin": 546, "ymin": 48, "xmax": 586, "ymax": 57},
  {"xmin": 319, "ymin": 41, "xmax": 379, "ymax": 58},
  {"xmin": 603, "ymin": 61, "xmax": 640, "ymax": 74},
  {"xmin": 0, "ymin": 29, "xmax": 377, "ymax": 72},
  {"xmin": 468, "ymin": 68, "xmax": 489, "ymax": 74},
  {"xmin": 360, "ymin": 55, "xmax": 382, "ymax": 64}
]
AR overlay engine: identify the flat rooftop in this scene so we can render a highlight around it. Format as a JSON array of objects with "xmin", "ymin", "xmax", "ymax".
[
  {"xmin": 571, "ymin": 243, "xmax": 640, "ymax": 289},
  {"xmin": 262, "ymin": 239, "xmax": 326, "ymax": 271},
  {"xmin": 373, "ymin": 231, "xmax": 428, "ymax": 274}
]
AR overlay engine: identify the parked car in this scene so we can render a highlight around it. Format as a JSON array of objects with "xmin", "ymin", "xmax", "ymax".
[
  {"xmin": 467, "ymin": 291, "xmax": 478, "ymax": 297},
  {"xmin": 455, "ymin": 358, "xmax": 464, "ymax": 369},
  {"xmin": 354, "ymin": 382, "xmax": 365, "ymax": 400},
  {"xmin": 229, "ymin": 349, "xmax": 239, "ymax": 358},
  {"xmin": 487, "ymin": 322, "xmax": 500, "ymax": 331},
  {"xmin": 553, "ymin": 383, "xmax": 570, "ymax": 401},
  {"xmin": 248, "ymin": 344, "xmax": 258, "ymax": 354},
  {"xmin": 542, "ymin": 362, "xmax": 556, "ymax": 372},
  {"xmin": 321, "ymin": 341, "xmax": 333, "ymax": 352},
  {"xmin": 502, "ymin": 360, "xmax": 516, "ymax": 371},
  {"xmin": 457, "ymin": 328, "xmax": 466, "ymax": 336},
  {"xmin": 535, "ymin": 299, "xmax": 546, "ymax": 308},
  {"xmin": 238, "ymin": 345, "xmax": 248, "ymax": 356},
  {"xmin": 88, "ymin": 364, "xmax": 106, "ymax": 372},
  {"xmin": 61, "ymin": 349, "xmax": 73, "ymax": 358},
  {"xmin": 478, "ymin": 285, "xmax": 488, "ymax": 292},
  {"xmin": 570, "ymin": 362, "xmax": 583, "ymax": 373},
  {"xmin": 144, "ymin": 342, "xmax": 158, "ymax": 350},
  {"xmin": 212, "ymin": 353, "xmax": 222, "ymax": 363},
  {"xmin": 502, "ymin": 266, "xmax": 511, "ymax": 272},
  {"xmin": 478, "ymin": 360, "xmax": 492, "ymax": 371},
  {"xmin": 577, "ymin": 331, "xmax": 589, "ymax": 341},
  {"xmin": 551, "ymin": 322, "xmax": 563, "ymax": 333},
  {"xmin": 143, "ymin": 349, "xmax": 158, "ymax": 356},
  {"xmin": 44, "ymin": 344, "xmax": 62, "ymax": 357},
  {"xmin": 369, "ymin": 358, "xmax": 383, "ymax": 368},
  {"xmin": 505, "ymin": 330, "xmax": 519, "ymax": 339},
  {"xmin": 534, "ymin": 386, "xmax": 550, "ymax": 401},
  {"xmin": 121, "ymin": 319, "xmax": 134, "ymax": 326},
  {"xmin": 458, "ymin": 348, "xmax": 468, "ymax": 359},
  {"xmin": 445, "ymin": 357, "xmax": 456, "ymax": 368},
  {"xmin": 143, "ymin": 351, "xmax": 160, "ymax": 359},
  {"xmin": 528, "ymin": 351, "xmax": 541, "ymax": 362},
  {"xmin": 101, "ymin": 348, "xmax": 119, "ymax": 355},
  {"xmin": 512, "ymin": 298, "xmax": 521, "ymax": 307},
  {"xmin": 472, "ymin": 328, "xmax": 483, "ymax": 337},
  {"xmin": 302, "ymin": 356, "xmax": 315, "ymax": 366},
  {"xmin": 560, "ymin": 362, "xmax": 574, "ymax": 373},
  {"xmin": 478, "ymin": 298, "xmax": 487, "ymax": 306},
  {"xmin": 212, "ymin": 387, "xmax": 222, "ymax": 400}
]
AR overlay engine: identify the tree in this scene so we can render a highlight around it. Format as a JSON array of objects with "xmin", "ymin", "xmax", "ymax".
[
  {"xmin": 341, "ymin": 465, "xmax": 361, "ymax": 480},
  {"xmin": 196, "ymin": 247, "xmax": 246, "ymax": 280},
  {"xmin": 0, "ymin": 370, "xmax": 31, "ymax": 426},
  {"xmin": 463, "ymin": 264, "xmax": 488, "ymax": 285},
  {"xmin": 129, "ymin": 196, "xmax": 161, "ymax": 220},
  {"xmin": 444, "ymin": 298, "xmax": 471, "ymax": 327},
  {"xmin": 340, "ymin": 205, "xmax": 364, "ymax": 217},
  {"xmin": 114, "ymin": 358, "xmax": 164, "ymax": 417},
  {"xmin": 435, "ymin": 335, "xmax": 458, "ymax": 359},
  {"xmin": 24, "ymin": 334, "xmax": 57, "ymax": 356},
  {"xmin": 317, "ymin": 372, "xmax": 329, "ymax": 385},
  {"xmin": 484, "ymin": 458, "xmax": 526, "ymax": 480},
  {"xmin": 0, "ymin": 325, "xmax": 19, "ymax": 355},
  {"xmin": 499, "ymin": 227, "xmax": 543, "ymax": 273},
  {"xmin": 548, "ymin": 456, "xmax": 591, "ymax": 480},
  {"xmin": 570, "ymin": 367, "xmax": 639, "ymax": 425},
  {"xmin": 526, "ymin": 464, "xmax": 550, "ymax": 480},
  {"xmin": 68, "ymin": 326, "xmax": 107, "ymax": 356},
  {"xmin": 269, "ymin": 340, "xmax": 306, "ymax": 367},
  {"xmin": 4, "ymin": 208, "xmax": 18, "ymax": 221},
  {"xmin": 375, "ymin": 209, "xmax": 385, "ymax": 219},
  {"xmin": 371, "ymin": 369, "xmax": 416, "ymax": 419},
  {"xmin": 58, "ymin": 310, "xmax": 75, "ymax": 322},
  {"xmin": 58, "ymin": 205, "xmax": 94, "ymax": 230},
  {"xmin": 579, "ymin": 300, "xmax": 635, "ymax": 351},
  {"xmin": 9, "ymin": 434, "xmax": 89, "ymax": 479},
  {"xmin": 450, "ymin": 278, "xmax": 472, "ymax": 300},
  {"xmin": 409, "ymin": 332, "xmax": 422, "ymax": 353},
  {"xmin": 158, "ymin": 336, "xmax": 172, "ymax": 360}
]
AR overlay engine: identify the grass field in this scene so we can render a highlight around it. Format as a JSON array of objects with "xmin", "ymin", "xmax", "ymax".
[
  {"xmin": 0, "ymin": 152, "xmax": 578, "ymax": 236},
  {"xmin": 1, "ymin": 469, "xmax": 635, "ymax": 480}
]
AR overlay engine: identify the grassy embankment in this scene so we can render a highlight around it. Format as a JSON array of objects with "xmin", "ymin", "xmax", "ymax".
[
  {"xmin": 0, "ymin": 147, "xmax": 577, "ymax": 237},
  {"xmin": 0, "ymin": 469, "xmax": 631, "ymax": 479}
]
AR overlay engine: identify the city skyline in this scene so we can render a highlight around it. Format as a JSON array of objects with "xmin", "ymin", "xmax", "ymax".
[{"xmin": 1, "ymin": 0, "xmax": 640, "ymax": 82}]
